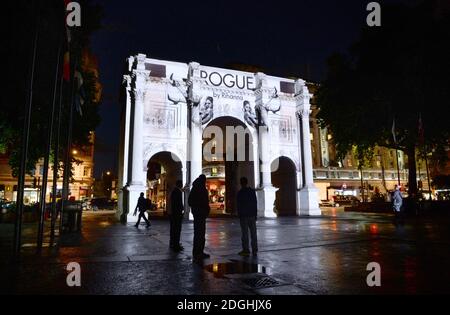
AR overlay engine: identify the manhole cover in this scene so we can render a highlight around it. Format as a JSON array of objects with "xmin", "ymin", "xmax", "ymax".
[{"xmin": 242, "ymin": 276, "xmax": 281, "ymax": 288}]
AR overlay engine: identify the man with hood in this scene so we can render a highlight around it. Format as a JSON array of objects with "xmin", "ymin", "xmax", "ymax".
[{"xmin": 188, "ymin": 174, "xmax": 210, "ymax": 259}]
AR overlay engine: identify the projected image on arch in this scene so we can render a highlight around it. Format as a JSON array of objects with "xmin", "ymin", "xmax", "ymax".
[{"xmin": 202, "ymin": 116, "xmax": 255, "ymax": 216}]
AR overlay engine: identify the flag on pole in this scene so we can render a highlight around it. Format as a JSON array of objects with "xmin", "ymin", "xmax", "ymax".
[
  {"xmin": 62, "ymin": 0, "xmax": 71, "ymax": 81},
  {"xmin": 74, "ymin": 70, "xmax": 85, "ymax": 116},
  {"xmin": 391, "ymin": 118, "xmax": 397, "ymax": 144},
  {"xmin": 64, "ymin": 0, "xmax": 72, "ymax": 43},
  {"xmin": 63, "ymin": 51, "xmax": 70, "ymax": 81}
]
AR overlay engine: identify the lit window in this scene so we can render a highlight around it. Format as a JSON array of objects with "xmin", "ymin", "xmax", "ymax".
[
  {"xmin": 310, "ymin": 133, "xmax": 313, "ymax": 141},
  {"xmin": 327, "ymin": 134, "xmax": 332, "ymax": 140}
]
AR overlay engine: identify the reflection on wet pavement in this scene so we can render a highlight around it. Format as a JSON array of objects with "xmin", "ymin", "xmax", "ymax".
[
  {"xmin": 205, "ymin": 260, "xmax": 268, "ymax": 278},
  {"xmin": 0, "ymin": 209, "xmax": 450, "ymax": 294}
]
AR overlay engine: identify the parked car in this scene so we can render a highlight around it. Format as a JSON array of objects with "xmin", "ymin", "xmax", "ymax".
[
  {"xmin": 319, "ymin": 200, "xmax": 335, "ymax": 207},
  {"xmin": 90, "ymin": 198, "xmax": 116, "ymax": 211},
  {"xmin": 332, "ymin": 195, "xmax": 361, "ymax": 207},
  {"xmin": 1, "ymin": 200, "xmax": 15, "ymax": 214},
  {"xmin": 81, "ymin": 198, "xmax": 92, "ymax": 211}
]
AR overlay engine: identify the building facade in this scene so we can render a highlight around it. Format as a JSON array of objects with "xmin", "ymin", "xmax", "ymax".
[
  {"xmin": 0, "ymin": 138, "xmax": 95, "ymax": 203},
  {"xmin": 308, "ymin": 86, "xmax": 431, "ymax": 202},
  {"xmin": 118, "ymin": 54, "xmax": 321, "ymax": 222}
]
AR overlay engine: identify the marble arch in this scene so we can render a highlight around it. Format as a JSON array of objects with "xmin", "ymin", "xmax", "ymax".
[{"xmin": 118, "ymin": 54, "xmax": 321, "ymax": 222}]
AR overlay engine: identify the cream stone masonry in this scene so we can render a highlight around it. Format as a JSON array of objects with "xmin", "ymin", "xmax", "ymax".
[{"xmin": 118, "ymin": 54, "xmax": 321, "ymax": 222}]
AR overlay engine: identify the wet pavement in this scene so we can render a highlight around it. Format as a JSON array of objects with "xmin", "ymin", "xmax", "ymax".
[{"xmin": 1, "ymin": 208, "xmax": 450, "ymax": 294}]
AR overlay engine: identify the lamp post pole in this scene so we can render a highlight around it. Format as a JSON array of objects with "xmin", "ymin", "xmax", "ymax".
[
  {"xmin": 359, "ymin": 168, "xmax": 365, "ymax": 203},
  {"xmin": 14, "ymin": 0, "xmax": 40, "ymax": 256},
  {"xmin": 395, "ymin": 149, "xmax": 401, "ymax": 186},
  {"xmin": 425, "ymin": 153, "xmax": 432, "ymax": 200}
]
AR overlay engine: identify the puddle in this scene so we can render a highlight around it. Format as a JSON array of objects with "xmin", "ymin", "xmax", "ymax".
[{"xmin": 205, "ymin": 260, "xmax": 268, "ymax": 278}]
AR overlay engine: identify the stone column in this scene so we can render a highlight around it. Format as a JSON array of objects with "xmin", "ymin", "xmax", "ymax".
[
  {"xmin": 252, "ymin": 138, "xmax": 260, "ymax": 191},
  {"xmin": 117, "ymin": 73, "xmax": 132, "ymax": 221},
  {"xmin": 186, "ymin": 62, "xmax": 203, "ymax": 221},
  {"xmin": 295, "ymin": 79, "xmax": 321, "ymax": 216},
  {"xmin": 255, "ymin": 72, "xmax": 277, "ymax": 218},
  {"xmin": 295, "ymin": 169, "xmax": 303, "ymax": 216},
  {"xmin": 126, "ymin": 54, "xmax": 150, "ymax": 223}
]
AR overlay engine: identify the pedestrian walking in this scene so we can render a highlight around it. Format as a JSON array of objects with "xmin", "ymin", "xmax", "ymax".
[
  {"xmin": 133, "ymin": 192, "xmax": 151, "ymax": 228},
  {"xmin": 188, "ymin": 174, "xmax": 210, "ymax": 259},
  {"xmin": 236, "ymin": 177, "xmax": 258, "ymax": 257},
  {"xmin": 392, "ymin": 184, "xmax": 404, "ymax": 224},
  {"xmin": 170, "ymin": 180, "xmax": 184, "ymax": 252}
]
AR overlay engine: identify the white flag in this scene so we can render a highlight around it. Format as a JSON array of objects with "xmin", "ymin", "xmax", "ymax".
[{"xmin": 391, "ymin": 118, "xmax": 397, "ymax": 144}]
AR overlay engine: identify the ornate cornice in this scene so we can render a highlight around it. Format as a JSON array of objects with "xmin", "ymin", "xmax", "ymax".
[{"xmin": 133, "ymin": 89, "xmax": 146, "ymax": 103}]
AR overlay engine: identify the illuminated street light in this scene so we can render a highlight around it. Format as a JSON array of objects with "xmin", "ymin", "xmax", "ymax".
[{"xmin": 72, "ymin": 149, "xmax": 78, "ymax": 155}]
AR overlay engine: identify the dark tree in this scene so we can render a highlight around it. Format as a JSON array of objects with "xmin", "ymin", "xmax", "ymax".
[
  {"xmin": 316, "ymin": 1, "xmax": 450, "ymax": 202},
  {"xmin": 2, "ymin": 0, "xmax": 102, "ymax": 178}
]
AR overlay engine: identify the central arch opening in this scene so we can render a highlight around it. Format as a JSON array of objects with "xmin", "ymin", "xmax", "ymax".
[
  {"xmin": 202, "ymin": 116, "xmax": 255, "ymax": 216},
  {"xmin": 271, "ymin": 156, "xmax": 297, "ymax": 216},
  {"xmin": 147, "ymin": 151, "xmax": 182, "ymax": 215}
]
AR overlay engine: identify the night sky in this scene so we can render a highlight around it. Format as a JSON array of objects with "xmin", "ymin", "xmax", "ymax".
[{"xmin": 90, "ymin": 0, "xmax": 411, "ymax": 178}]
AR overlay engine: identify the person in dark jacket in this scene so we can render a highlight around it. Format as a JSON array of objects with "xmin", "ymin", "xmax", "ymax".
[
  {"xmin": 133, "ymin": 192, "xmax": 151, "ymax": 228},
  {"xmin": 188, "ymin": 174, "xmax": 210, "ymax": 259},
  {"xmin": 170, "ymin": 180, "xmax": 184, "ymax": 252},
  {"xmin": 236, "ymin": 177, "xmax": 258, "ymax": 256}
]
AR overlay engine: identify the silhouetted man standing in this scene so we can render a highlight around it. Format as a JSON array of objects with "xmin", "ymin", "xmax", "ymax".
[
  {"xmin": 188, "ymin": 174, "xmax": 210, "ymax": 259},
  {"xmin": 170, "ymin": 180, "xmax": 184, "ymax": 252},
  {"xmin": 133, "ymin": 192, "xmax": 150, "ymax": 228},
  {"xmin": 236, "ymin": 177, "xmax": 258, "ymax": 256}
]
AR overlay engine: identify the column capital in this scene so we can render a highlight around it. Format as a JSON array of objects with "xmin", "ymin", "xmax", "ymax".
[
  {"xmin": 122, "ymin": 74, "xmax": 132, "ymax": 89},
  {"xmin": 294, "ymin": 79, "xmax": 312, "ymax": 107},
  {"xmin": 187, "ymin": 62, "xmax": 202, "ymax": 106},
  {"xmin": 296, "ymin": 108, "xmax": 311, "ymax": 119},
  {"xmin": 188, "ymin": 61, "xmax": 201, "ymax": 82},
  {"xmin": 131, "ymin": 68, "xmax": 150, "ymax": 84},
  {"xmin": 132, "ymin": 88, "xmax": 146, "ymax": 104},
  {"xmin": 135, "ymin": 53, "xmax": 147, "ymax": 70},
  {"xmin": 255, "ymin": 72, "xmax": 267, "ymax": 89},
  {"xmin": 189, "ymin": 61, "xmax": 200, "ymax": 71}
]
